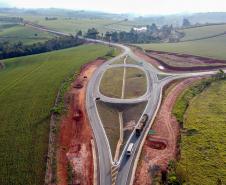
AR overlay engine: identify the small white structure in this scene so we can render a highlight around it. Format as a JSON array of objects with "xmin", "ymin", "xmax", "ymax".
[{"xmin": 133, "ymin": 26, "xmax": 147, "ymax": 32}]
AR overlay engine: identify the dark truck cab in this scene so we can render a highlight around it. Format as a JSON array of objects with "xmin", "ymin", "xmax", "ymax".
[{"xmin": 136, "ymin": 114, "xmax": 148, "ymax": 136}]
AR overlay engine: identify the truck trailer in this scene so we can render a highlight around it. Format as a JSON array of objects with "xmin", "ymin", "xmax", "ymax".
[{"xmin": 136, "ymin": 114, "xmax": 148, "ymax": 136}]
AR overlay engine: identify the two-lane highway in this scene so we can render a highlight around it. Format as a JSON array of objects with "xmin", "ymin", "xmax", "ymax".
[{"xmin": 24, "ymin": 22, "xmax": 223, "ymax": 185}]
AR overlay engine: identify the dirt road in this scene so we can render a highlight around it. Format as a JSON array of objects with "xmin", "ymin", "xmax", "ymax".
[
  {"xmin": 57, "ymin": 59, "xmax": 105, "ymax": 185},
  {"xmin": 134, "ymin": 77, "xmax": 201, "ymax": 185}
]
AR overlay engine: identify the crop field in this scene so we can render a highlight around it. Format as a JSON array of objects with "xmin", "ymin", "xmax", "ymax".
[
  {"xmin": 0, "ymin": 23, "xmax": 54, "ymax": 45},
  {"xmin": 173, "ymin": 80, "xmax": 226, "ymax": 184},
  {"xmin": 0, "ymin": 44, "xmax": 111, "ymax": 185},
  {"xmin": 124, "ymin": 67, "xmax": 147, "ymax": 98},
  {"xmin": 22, "ymin": 16, "xmax": 139, "ymax": 34},
  {"xmin": 180, "ymin": 24, "xmax": 226, "ymax": 41},
  {"xmin": 138, "ymin": 34, "xmax": 226, "ymax": 60}
]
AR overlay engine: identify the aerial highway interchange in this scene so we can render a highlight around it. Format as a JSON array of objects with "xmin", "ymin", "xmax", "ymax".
[{"xmin": 24, "ymin": 22, "xmax": 225, "ymax": 185}]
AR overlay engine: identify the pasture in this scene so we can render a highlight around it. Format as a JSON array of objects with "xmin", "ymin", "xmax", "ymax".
[
  {"xmin": 138, "ymin": 34, "xmax": 226, "ymax": 60},
  {"xmin": 174, "ymin": 80, "xmax": 226, "ymax": 184},
  {"xmin": 0, "ymin": 23, "xmax": 54, "ymax": 45}
]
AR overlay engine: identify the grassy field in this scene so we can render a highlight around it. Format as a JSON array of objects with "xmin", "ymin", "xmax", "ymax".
[
  {"xmin": 100, "ymin": 66, "xmax": 147, "ymax": 99},
  {"xmin": 124, "ymin": 67, "xmax": 147, "ymax": 98},
  {"xmin": 180, "ymin": 24, "xmax": 226, "ymax": 41},
  {"xmin": 173, "ymin": 80, "xmax": 226, "ymax": 184},
  {"xmin": 99, "ymin": 67, "xmax": 124, "ymax": 98},
  {"xmin": 138, "ymin": 34, "xmax": 226, "ymax": 60},
  {"xmin": 0, "ymin": 24, "xmax": 54, "ymax": 45},
  {"xmin": 21, "ymin": 16, "xmax": 139, "ymax": 34},
  {"xmin": 96, "ymin": 101, "xmax": 120, "ymax": 158},
  {"xmin": 0, "ymin": 44, "xmax": 111, "ymax": 185}
]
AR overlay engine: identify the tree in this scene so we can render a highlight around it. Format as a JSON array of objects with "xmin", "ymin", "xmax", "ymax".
[
  {"xmin": 111, "ymin": 32, "xmax": 119, "ymax": 42},
  {"xmin": 77, "ymin": 30, "xmax": 82, "ymax": 36},
  {"xmin": 105, "ymin": 32, "xmax": 112, "ymax": 41},
  {"xmin": 183, "ymin": 18, "xmax": 191, "ymax": 27},
  {"xmin": 214, "ymin": 69, "xmax": 226, "ymax": 80},
  {"xmin": 86, "ymin": 28, "xmax": 99, "ymax": 39}
]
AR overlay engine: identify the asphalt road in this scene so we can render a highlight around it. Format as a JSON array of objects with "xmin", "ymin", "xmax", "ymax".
[
  {"xmin": 24, "ymin": 22, "xmax": 225, "ymax": 185},
  {"xmin": 86, "ymin": 44, "xmax": 225, "ymax": 185}
]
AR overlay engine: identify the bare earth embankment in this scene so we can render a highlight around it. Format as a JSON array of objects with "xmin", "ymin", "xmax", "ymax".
[
  {"xmin": 134, "ymin": 78, "xmax": 201, "ymax": 185},
  {"xmin": 57, "ymin": 59, "xmax": 105, "ymax": 185},
  {"xmin": 133, "ymin": 48, "xmax": 226, "ymax": 72}
]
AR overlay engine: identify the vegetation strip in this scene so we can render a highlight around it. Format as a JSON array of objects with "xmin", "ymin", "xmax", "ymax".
[
  {"xmin": 0, "ymin": 35, "xmax": 84, "ymax": 59},
  {"xmin": 121, "ymin": 56, "xmax": 128, "ymax": 99}
]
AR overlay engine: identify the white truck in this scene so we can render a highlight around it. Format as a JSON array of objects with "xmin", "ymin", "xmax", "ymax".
[{"xmin": 126, "ymin": 143, "xmax": 134, "ymax": 156}]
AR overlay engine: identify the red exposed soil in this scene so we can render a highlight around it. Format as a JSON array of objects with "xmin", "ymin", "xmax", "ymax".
[
  {"xmin": 57, "ymin": 58, "xmax": 105, "ymax": 185},
  {"xmin": 133, "ymin": 48, "xmax": 226, "ymax": 72},
  {"xmin": 147, "ymin": 137, "xmax": 167, "ymax": 150},
  {"xmin": 133, "ymin": 77, "xmax": 202, "ymax": 185}
]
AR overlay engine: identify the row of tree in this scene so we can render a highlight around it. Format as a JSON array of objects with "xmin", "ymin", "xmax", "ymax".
[
  {"xmin": 0, "ymin": 36, "xmax": 84, "ymax": 59},
  {"xmin": 84, "ymin": 23, "xmax": 184, "ymax": 43},
  {"xmin": 0, "ymin": 16, "xmax": 23, "ymax": 23}
]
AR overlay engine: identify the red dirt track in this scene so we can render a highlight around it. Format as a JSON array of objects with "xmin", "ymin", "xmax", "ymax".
[
  {"xmin": 133, "ymin": 48, "xmax": 226, "ymax": 72},
  {"xmin": 134, "ymin": 77, "xmax": 201, "ymax": 185},
  {"xmin": 57, "ymin": 59, "xmax": 105, "ymax": 185}
]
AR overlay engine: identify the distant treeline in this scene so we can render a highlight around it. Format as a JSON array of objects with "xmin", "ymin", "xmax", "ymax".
[
  {"xmin": 45, "ymin": 17, "xmax": 58, "ymax": 21},
  {"xmin": 0, "ymin": 16, "xmax": 23, "ymax": 23},
  {"xmin": 85, "ymin": 24, "xmax": 184, "ymax": 43},
  {"xmin": 0, "ymin": 36, "xmax": 84, "ymax": 59}
]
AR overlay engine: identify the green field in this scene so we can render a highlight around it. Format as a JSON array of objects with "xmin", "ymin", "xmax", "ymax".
[
  {"xmin": 180, "ymin": 24, "xmax": 226, "ymax": 41},
  {"xmin": 23, "ymin": 17, "xmax": 138, "ymax": 34},
  {"xmin": 173, "ymin": 80, "xmax": 226, "ymax": 184},
  {"xmin": 0, "ymin": 44, "xmax": 111, "ymax": 185},
  {"xmin": 0, "ymin": 24, "xmax": 54, "ymax": 45},
  {"xmin": 138, "ymin": 34, "xmax": 226, "ymax": 60}
]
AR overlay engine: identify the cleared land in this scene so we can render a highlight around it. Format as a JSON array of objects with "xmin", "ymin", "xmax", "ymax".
[
  {"xmin": 0, "ymin": 24, "xmax": 54, "ymax": 44},
  {"xmin": 146, "ymin": 51, "xmax": 226, "ymax": 70},
  {"xmin": 0, "ymin": 44, "xmax": 111, "ymax": 185},
  {"xmin": 173, "ymin": 80, "xmax": 226, "ymax": 185},
  {"xmin": 57, "ymin": 59, "xmax": 105, "ymax": 185},
  {"xmin": 138, "ymin": 34, "xmax": 226, "ymax": 60},
  {"xmin": 124, "ymin": 67, "xmax": 147, "ymax": 98},
  {"xmin": 180, "ymin": 24, "xmax": 226, "ymax": 41}
]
